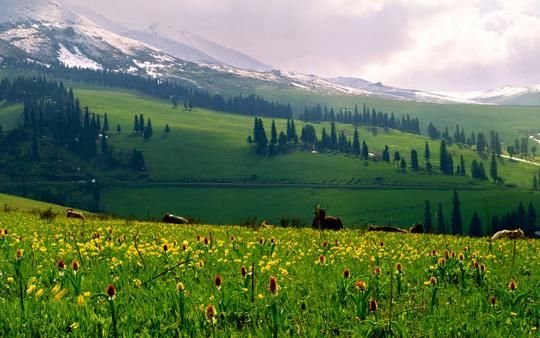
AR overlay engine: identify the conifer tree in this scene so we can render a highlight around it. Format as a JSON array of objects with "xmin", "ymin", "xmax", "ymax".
[
  {"xmin": 424, "ymin": 141, "xmax": 430, "ymax": 161},
  {"xmin": 400, "ymin": 158, "xmax": 407, "ymax": 171},
  {"xmin": 352, "ymin": 128, "xmax": 360, "ymax": 156},
  {"xmin": 117, "ymin": 124, "xmax": 122, "ymax": 133},
  {"xmin": 133, "ymin": 115, "xmax": 139, "ymax": 132},
  {"xmin": 361, "ymin": 141, "xmax": 369, "ymax": 160},
  {"xmin": 437, "ymin": 202, "xmax": 446, "ymax": 234},
  {"xmin": 100, "ymin": 133, "xmax": 108, "ymax": 154},
  {"xmin": 470, "ymin": 211, "xmax": 483, "ymax": 237},
  {"xmin": 411, "ymin": 149, "xmax": 419, "ymax": 170},
  {"xmin": 451, "ymin": 190, "xmax": 463, "ymax": 235},
  {"xmin": 490, "ymin": 152, "xmax": 498, "ymax": 182},
  {"xmin": 382, "ymin": 145, "xmax": 390, "ymax": 162},
  {"xmin": 103, "ymin": 113, "xmax": 109, "ymax": 131}
]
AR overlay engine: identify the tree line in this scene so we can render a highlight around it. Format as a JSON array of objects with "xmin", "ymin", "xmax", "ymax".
[
  {"xmin": 422, "ymin": 191, "xmax": 537, "ymax": 237},
  {"xmin": 301, "ymin": 104, "xmax": 421, "ymax": 135},
  {"xmin": 3, "ymin": 60, "xmax": 293, "ymax": 119}
]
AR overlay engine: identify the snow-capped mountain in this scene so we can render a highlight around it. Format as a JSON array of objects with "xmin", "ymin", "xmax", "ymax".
[
  {"xmin": 326, "ymin": 77, "xmax": 477, "ymax": 104},
  {"xmin": 439, "ymin": 85, "xmax": 540, "ymax": 105}
]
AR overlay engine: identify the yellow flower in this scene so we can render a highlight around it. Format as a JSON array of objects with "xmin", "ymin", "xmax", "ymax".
[
  {"xmin": 77, "ymin": 294, "xmax": 85, "ymax": 305},
  {"xmin": 257, "ymin": 293, "xmax": 264, "ymax": 299},
  {"xmin": 83, "ymin": 291, "xmax": 91, "ymax": 297},
  {"xmin": 279, "ymin": 268, "xmax": 289, "ymax": 276},
  {"xmin": 54, "ymin": 288, "xmax": 67, "ymax": 301},
  {"xmin": 35, "ymin": 288, "xmax": 45, "ymax": 300},
  {"xmin": 26, "ymin": 284, "xmax": 37, "ymax": 295},
  {"xmin": 51, "ymin": 283, "xmax": 61, "ymax": 295},
  {"xmin": 70, "ymin": 322, "xmax": 79, "ymax": 330},
  {"xmin": 133, "ymin": 279, "xmax": 142, "ymax": 288},
  {"xmin": 7, "ymin": 277, "xmax": 14, "ymax": 284}
]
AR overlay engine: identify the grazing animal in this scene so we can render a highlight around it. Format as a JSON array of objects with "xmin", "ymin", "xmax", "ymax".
[
  {"xmin": 409, "ymin": 223, "xmax": 424, "ymax": 234},
  {"xmin": 312, "ymin": 205, "xmax": 343, "ymax": 231},
  {"xmin": 261, "ymin": 220, "xmax": 274, "ymax": 228},
  {"xmin": 368, "ymin": 225, "xmax": 408, "ymax": 234},
  {"xmin": 491, "ymin": 228, "xmax": 525, "ymax": 240},
  {"xmin": 66, "ymin": 208, "xmax": 84, "ymax": 220},
  {"xmin": 162, "ymin": 213, "xmax": 190, "ymax": 225}
]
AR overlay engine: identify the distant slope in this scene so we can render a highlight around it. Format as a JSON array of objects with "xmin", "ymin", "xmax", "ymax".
[{"xmin": 0, "ymin": 192, "xmax": 81, "ymax": 213}]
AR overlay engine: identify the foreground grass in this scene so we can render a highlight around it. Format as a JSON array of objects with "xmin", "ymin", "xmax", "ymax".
[{"xmin": 0, "ymin": 211, "xmax": 537, "ymax": 336}]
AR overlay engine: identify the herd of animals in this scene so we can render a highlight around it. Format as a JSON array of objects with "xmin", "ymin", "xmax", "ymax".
[{"xmin": 65, "ymin": 206, "xmax": 532, "ymax": 241}]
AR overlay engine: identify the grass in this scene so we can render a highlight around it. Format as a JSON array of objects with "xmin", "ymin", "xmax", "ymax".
[
  {"xmin": 255, "ymin": 87, "xmax": 540, "ymax": 142},
  {"xmin": 0, "ymin": 100, "xmax": 22, "ymax": 130},
  {"xmin": 0, "ymin": 192, "xmax": 72, "ymax": 213},
  {"xmin": 0, "ymin": 211, "xmax": 538, "ymax": 336},
  {"xmin": 102, "ymin": 185, "xmax": 539, "ymax": 229}
]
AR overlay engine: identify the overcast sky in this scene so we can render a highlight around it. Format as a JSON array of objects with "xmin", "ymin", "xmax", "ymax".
[{"xmin": 64, "ymin": 0, "xmax": 540, "ymax": 91}]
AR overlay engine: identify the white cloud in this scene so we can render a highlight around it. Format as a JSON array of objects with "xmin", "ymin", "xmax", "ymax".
[{"xmin": 63, "ymin": 0, "xmax": 540, "ymax": 90}]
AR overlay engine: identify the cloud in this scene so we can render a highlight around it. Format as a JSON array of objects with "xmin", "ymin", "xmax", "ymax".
[{"xmin": 63, "ymin": 0, "xmax": 540, "ymax": 90}]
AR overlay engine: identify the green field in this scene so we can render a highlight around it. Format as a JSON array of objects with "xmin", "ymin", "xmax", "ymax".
[
  {"xmin": 0, "ymin": 80, "xmax": 538, "ymax": 229},
  {"xmin": 0, "ymin": 210, "xmax": 538, "ymax": 336},
  {"xmin": 255, "ymin": 87, "xmax": 540, "ymax": 141}
]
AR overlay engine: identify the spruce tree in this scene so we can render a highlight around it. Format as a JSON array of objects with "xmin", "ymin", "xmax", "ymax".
[
  {"xmin": 470, "ymin": 211, "xmax": 483, "ymax": 237},
  {"xmin": 437, "ymin": 202, "xmax": 446, "ymax": 234},
  {"xmin": 490, "ymin": 152, "xmax": 498, "ymax": 182},
  {"xmin": 400, "ymin": 158, "xmax": 407, "ymax": 171},
  {"xmin": 526, "ymin": 202, "xmax": 537, "ymax": 236},
  {"xmin": 100, "ymin": 133, "xmax": 108, "ymax": 154},
  {"xmin": 352, "ymin": 128, "xmax": 360, "ymax": 156},
  {"xmin": 330, "ymin": 122, "xmax": 337, "ymax": 150},
  {"xmin": 117, "ymin": 124, "xmax": 121, "ymax": 133},
  {"xmin": 133, "ymin": 115, "xmax": 139, "ymax": 132},
  {"xmin": 424, "ymin": 142, "xmax": 430, "ymax": 161},
  {"xmin": 440, "ymin": 140, "xmax": 448, "ymax": 174},
  {"xmin": 165, "ymin": 124, "xmax": 170, "ymax": 133},
  {"xmin": 103, "ymin": 113, "xmax": 109, "ymax": 131},
  {"xmin": 451, "ymin": 190, "xmax": 463, "ymax": 235},
  {"xmin": 382, "ymin": 145, "xmax": 390, "ymax": 162},
  {"xmin": 424, "ymin": 200, "xmax": 432, "ymax": 233},
  {"xmin": 269, "ymin": 120, "xmax": 278, "ymax": 157},
  {"xmin": 361, "ymin": 141, "xmax": 369, "ymax": 160},
  {"xmin": 411, "ymin": 149, "xmax": 419, "ymax": 170}
]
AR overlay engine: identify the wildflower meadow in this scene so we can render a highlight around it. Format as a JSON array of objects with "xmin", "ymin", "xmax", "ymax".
[{"xmin": 0, "ymin": 212, "xmax": 538, "ymax": 337}]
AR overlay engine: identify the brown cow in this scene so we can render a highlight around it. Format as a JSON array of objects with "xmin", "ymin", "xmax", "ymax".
[
  {"xmin": 312, "ymin": 205, "xmax": 343, "ymax": 231},
  {"xmin": 491, "ymin": 229, "xmax": 525, "ymax": 240},
  {"xmin": 409, "ymin": 223, "xmax": 424, "ymax": 234},
  {"xmin": 368, "ymin": 225, "xmax": 408, "ymax": 233},
  {"xmin": 66, "ymin": 208, "xmax": 84, "ymax": 220},
  {"xmin": 261, "ymin": 220, "xmax": 274, "ymax": 228},
  {"xmin": 162, "ymin": 213, "xmax": 190, "ymax": 225}
]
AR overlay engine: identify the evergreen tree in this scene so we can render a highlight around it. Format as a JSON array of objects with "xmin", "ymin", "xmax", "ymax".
[
  {"xmin": 330, "ymin": 122, "xmax": 337, "ymax": 150},
  {"xmin": 277, "ymin": 131, "xmax": 287, "ymax": 154},
  {"xmin": 469, "ymin": 211, "xmax": 483, "ymax": 237},
  {"xmin": 131, "ymin": 148, "xmax": 145, "ymax": 171},
  {"xmin": 400, "ymin": 158, "xmax": 407, "ymax": 171},
  {"xmin": 517, "ymin": 202, "xmax": 526, "ymax": 228},
  {"xmin": 437, "ymin": 202, "xmax": 446, "ymax": 234},
  {"xmin": 352, "ymin": 128, "xmax": 360, "ymax": 156},
  {"xmin": 165, "ymin": 124, "xmax": 170, "ymax": 133},
  {"xmin": 103, "ymin": 113, "xmax": 109, "ymax": 131},
  {"xmin": 139, "ymin": 114, "xmax": 145, "ymax": 132},
  {"xmin": 424, "ymin": 141, "xmax": 430, "ymax": 161},
  {"xmin": 451, "ymin": 190, "xmax": 463, "ymax": 235},
  {"xmin": 424, "ymin": 200, "xmax": 432, "ymax": 233},
  {"xmin": 393, "ymin": 151, "xmax": 401, "ymax": 163},
  {"xmin": 117, "ymin": 124, "xmax": 121, "ymax": 133},
  {"xmin": 100, "ymin": 133, "xmax": 108, "ymax": 154},
  {"xmin": 361, "ymin": 141, "xmax": 369, "ymax": 160},
  {"xmin": 410, "ymin": 149, "xmax": 419, "ymax": 170},
  {"xmin": 476, "ymin": 132, "xmax": 487, "ymax": 152},
  {"xmin": 382, "ymin": 145, "xmax": 390, "ymax": 162},
  {"xmin": 490, "ymin": 152, "xmax": 498, "ymax": 182},
  {"xmin": 143, "ymin": 118, "xmax": 153, "ymax": 140},
  {"xmin": 440, "ymin": 140, "xmax": 448, "ymax": 174},
  {"xmin": 290, "ymin": 119, "xmax": 298, "ymax": 144},
  {"xmin": 31, "ymin": 132, "xmax": 39, "ymax": 160},
  {"xmin": 268, "ymin": 120, "xmax": 278, "ymax": 156},
  {"xmin": 133, "ymin": 115, "xmax": 139, "ymax": 132}
]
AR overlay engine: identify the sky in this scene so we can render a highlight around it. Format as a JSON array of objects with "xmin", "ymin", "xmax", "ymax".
[{"xmin": 64, "ymin": 0, "xmax": 540, "ymax": 91}]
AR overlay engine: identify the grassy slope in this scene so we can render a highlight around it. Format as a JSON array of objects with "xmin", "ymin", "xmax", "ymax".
[
  {"xmin": 0, "ymin": 100, "xmax": 22, "ymax": 129},
  {"xmin": 70, "ymin": 87, "xmax": 539, "ymax": 227},
  {"xmin": 0, "ymin": 192, "xmax": 77, "ymax": 213},
  {"xmin": 254, "ymin": 88, "xmax": 540, "ymax": 141}
]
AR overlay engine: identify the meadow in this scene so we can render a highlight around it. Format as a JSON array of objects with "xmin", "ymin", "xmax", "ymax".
[{"xmin": 0, "ymin": 210, "xmax": 538, "ymax": 337}]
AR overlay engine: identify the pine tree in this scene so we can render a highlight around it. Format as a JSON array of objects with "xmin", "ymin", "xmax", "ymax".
[
  {"xmin": 277, "ymin": 131, "xmax": 287, "ymax": 154},
  {"xmin": 382, "ymin": 145, "xmax": 390, "ymax": 162},
  {"xmin": 117, "ymin": 124, "xmax": 121, "ymax": 133},
  {"xmin": 469, "ymin": 211, "xmax": 483, "ymax": 237},
  {"xmin": 100, "ymin": 133, "xmax": 108, "ymax": 154},
  {"xmin": 440, "ymin": 140, "xmax": 448, "ymax": 174},
  {"xmin": 330, "ymin": 122, "xmax": 337, "ymax": 150},
  {"xmin": 269, "ymin": 120, "xmax": 278, "ymax": 157},
  {"xmin": 490, "ymin": 152, "xmax": 498, "ymax": 182},
  {"xmin": 131, "ymin": 148, "xmax": 145, "ymax": 171},
  {"xmin": 400, "ymin": 158, "xmax": 407, "ymax": 171},
  {"xmin": 424, "ymin": 142, "xmax": 430, "ymax": 161},
  {"xmin": 437, "ymin": 202, "xmax": 446, "ymax": 234},
  {"xmin": 290, "ymin": 119, "xmax": 298, "ymax": 144},
  {"xmin": 411, "ymin": 149, "xmax": 419, "ymax": 170},
  {"xmin": 424, "ymin": 200, "xmax": 432, "ymax": 233},
  {"xmin": 361, "ymin": 141, "xmax": 369, "ymax": 160},
  {"xmin": 352, "ymin": 128, "xmax": 360, "ymax": 156},
  {"xmin": 451, "ymin": 190, "xmax": 463, "ymax": 235},
  {"xmin": 393, "ymin": 151, "xmax": 401, "ymax": 163},
  {"xmin": 139, "ymin": 114, "xmax": 145, "ymax": 132},
  {"xmin": 165, "ymin": 124, "xmax": 170, "ymax": 133},
  {"xmin": 103, "ymin": 113, "xmax": 109, "ymax": 131},
  {"xmin": 133, "ymin": 115, "xmax": 139, "ymax": 132}
]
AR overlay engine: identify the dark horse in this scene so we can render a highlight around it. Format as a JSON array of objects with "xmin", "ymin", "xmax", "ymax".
[
  {"xmin": 409, "ymin": 223, "xmax": 424, "ymax": 233},
  {"xmin": 312, "ymin": 205, "xmax": 343, "ymax": 230},
  {"xmin": 368, "ymin": 225, "xmax": 408, "ymax": 233},
  {"xmin": 162, "ymin": 213, "xmax": 190, "ymax": 224}
]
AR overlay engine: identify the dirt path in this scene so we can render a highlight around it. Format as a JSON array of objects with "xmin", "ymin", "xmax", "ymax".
[{"xmin": 500, "ymin": 154, "xmax": 540, "ymax": 167}]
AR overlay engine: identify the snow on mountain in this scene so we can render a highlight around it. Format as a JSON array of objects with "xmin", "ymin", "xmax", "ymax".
[
  {"xmin": 438, "ymin": 85, "xmax": 540, "ymax": 105},
  {"xmin": 327, "ymin": 77, "xmax": 478, "ymax": 104},
  {"xmin": 57, "ymin": 43, "xmax": 101, "ymax": 70}
]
